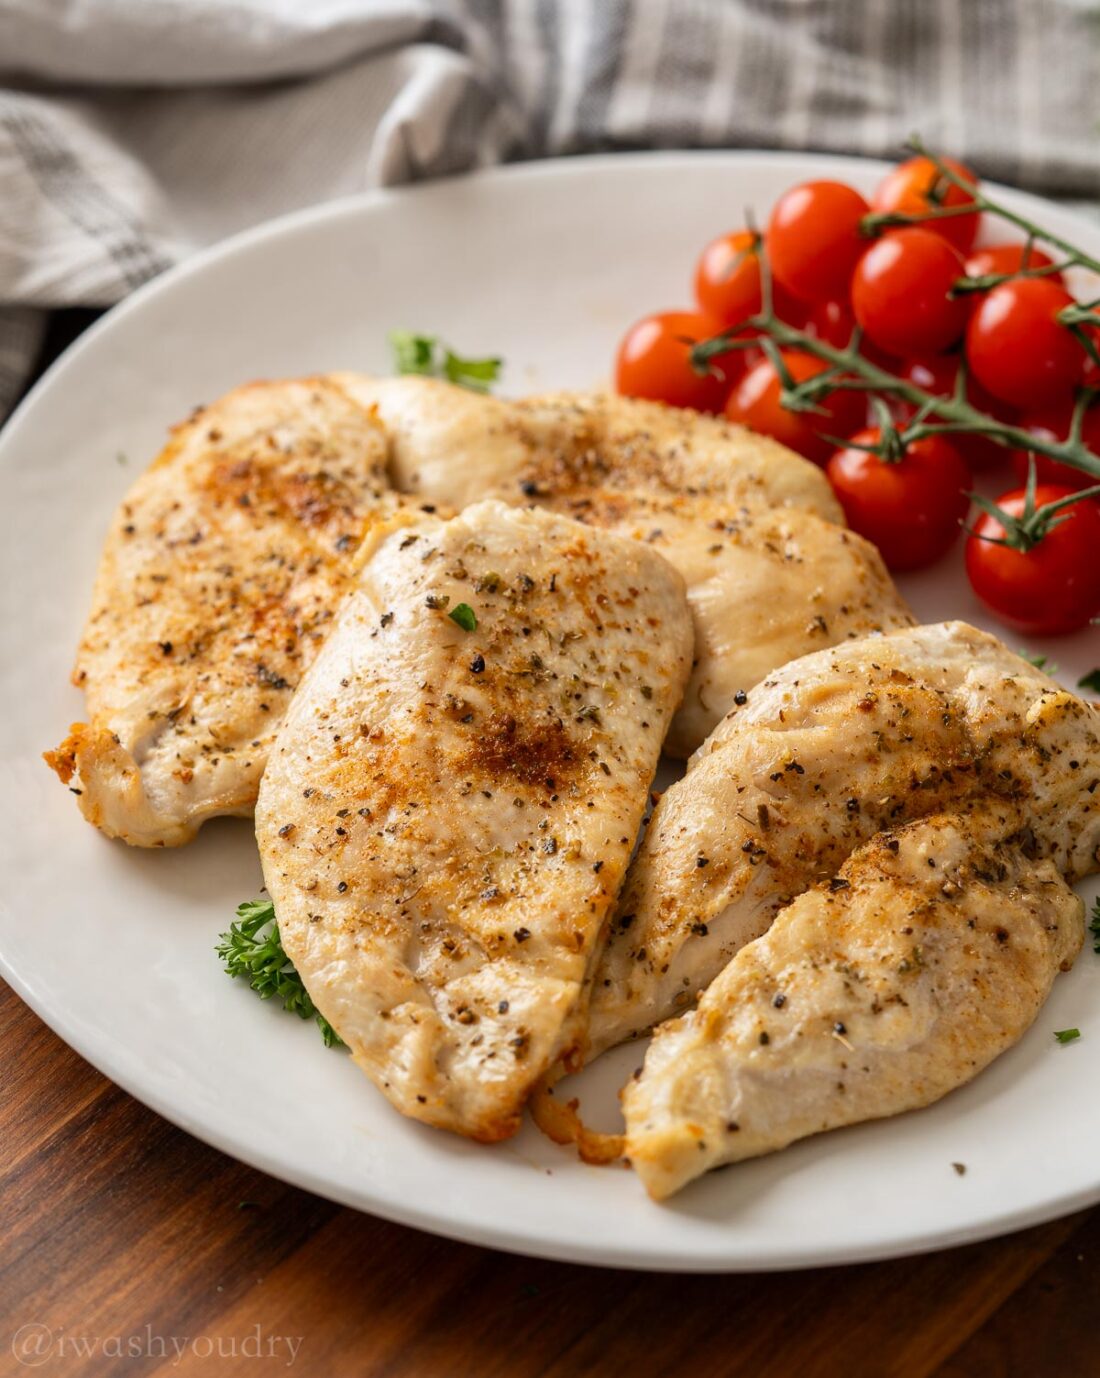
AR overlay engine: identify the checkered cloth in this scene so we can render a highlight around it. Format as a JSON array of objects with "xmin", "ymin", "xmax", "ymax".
[{"xmin": 3, "ymin": 0, "xmax": 1100, "ymax": 416}]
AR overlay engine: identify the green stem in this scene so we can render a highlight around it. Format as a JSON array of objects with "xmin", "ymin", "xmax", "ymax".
[{"xmin": 694, "ymin": 317, "xmax": 1100, "ymax": 482}]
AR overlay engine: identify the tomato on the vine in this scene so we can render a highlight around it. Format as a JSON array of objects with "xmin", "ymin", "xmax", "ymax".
[
  {"xmin": 964, "ymin": 241, "xmax": 1062, "ymax": 286},
  {"xmin": 765, "ymin": 181, "xmax": 870, "ymax": 304},
  {"xmin": 825, "ymin": 428, "xmax": 971, "ymax": 570},
  {"xmin": 851, "ymin": 229, "xmax": 968, "ymax": 356},
  {"xmin": 965, "ymin": 485, "xmax": 1100, "ymax": 634},
  {"xmin": 693, "ymin": 230, "xmax": 762, "ymax": 328},
  {"xmin": 615, "ymin": 310, "xmax": 731, "ymax": 412},
  {"xmin": 894, "ymin": 353, "xmax": 1011, "ymax": 470},
  {"xmin": 870, "ymin": 155, "xmax": 981, "ymax": 254},
  {"xmin": 725, "ymin": 349, "xmax": 865, "ymax": 464},
  {"xmin": 803, "ymin": 298, "xmax": 855, "ymax": 348},
  {"xmin": 1009, "ymin": 399, "xmax": 1100, "ymax": 491},
  {"xmin": 965, "ymin": 278, "xmax": 1085, "ymax": 408}
]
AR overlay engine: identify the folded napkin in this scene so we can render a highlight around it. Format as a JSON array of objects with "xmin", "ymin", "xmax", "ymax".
[{"xmin": 3, "ymin": 0, "xmax": 1099, "ymax": 416}]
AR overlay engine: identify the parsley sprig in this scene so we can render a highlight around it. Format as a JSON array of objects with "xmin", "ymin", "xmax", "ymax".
[
  {"xmin": 390, "ymin": 331, "xmax": 502, "ymax": 393},
  {"xmin": 216, "ymin": 899, "xmax": 344, "ymax": 1048}
]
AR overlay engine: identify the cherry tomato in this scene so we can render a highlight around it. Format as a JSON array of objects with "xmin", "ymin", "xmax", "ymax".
[
  {"xmin": 964, "ymin": 241, "xmax": 1062, "ymax": 286},
  {"xmin": 1009, "ymin": 399, "xmax": 1100, "ymax": 491},
  {"xmin": 965, "ymin": 485, "xmax": 1100, "ymax": 634},
  {"xmin": 871, "ymin": 155, "xmax": 981, "ymax": 254},
  {"xmin": 825, "ymin": 428, "xmax": 971, "ymax": 570},
  {"xmin": 804, "ymin": 298, "xmax": 856, "ymax": 348},
  {"xmin": 965, "ymin": 278, "xmax": 1086, "ymax": 408},
  {"xmin": 694, "ymin": 230, "xmax": 763, "ymax": 328},
  {"xmin": 851, "ymin": 229, "xmax": 968, "ymax": 356},
  {"xmin": 765, "ymin": 181, "xmax": 870, "ymax": 304},
  {"xmin": 895, "ymin": 353, "xmax": 1011, "ymax": 470},
  {"xmin": 725, "ymin": 349, "xmax": 865, "ymax": 464},
  {"xmin": 615, "ymin": 310, "xmax": 731, "ymax": 412}
]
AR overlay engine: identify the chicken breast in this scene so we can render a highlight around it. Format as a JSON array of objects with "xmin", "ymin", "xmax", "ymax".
[
  {"xmin": 335, "ymin": 375, "xmax": 914, "ymax": 753},
  {"xmin": 585, "ymin": 622, "xmax": 1100, "ymax": 1060},
  {"xmin": 623, "ymin": 806, "xmax": 1085, "ymax": 1199},
  {"xmin": 334, "ymin": 376, "xmax": 844, "ymax": 515},
  {"xmin": 45, "ymin": 379, "xmax": 400, "ymax": 847},
  {"xmin": 255, "ymin": 499, "xmax": 692, "ymax": 1141}
]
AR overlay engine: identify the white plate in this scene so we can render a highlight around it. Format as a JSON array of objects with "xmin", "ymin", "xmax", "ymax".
[{"xmin": 1, "ymin": 152, "xmax": 1098, "ymax": 1272}]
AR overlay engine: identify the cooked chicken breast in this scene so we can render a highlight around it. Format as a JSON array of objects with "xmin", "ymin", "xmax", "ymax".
[
  {"xmin": 45, "ymin": 379, "xmax": 399, "ymax": 846},
  {"xmin": 334, "ymin": 376, "xmax": 844, "ymax": 515},
  {"xmin": 623, "ymin": 806, "xmax": 1085, "ymax": 1199},
  {"xmin": 255, "ymin": 499, "xmax": 692, "ymax": 1141},
  {"xmin": 335, "ymin": 376, "xmax": 914, "ymax": 752},
  {"xmin": 585, "ymin": 622, "xmax": 1100, "ymax": 1060}
]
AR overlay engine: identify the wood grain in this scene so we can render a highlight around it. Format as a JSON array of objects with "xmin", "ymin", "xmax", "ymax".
[{"xmin": 1, "ymin": 979, "xmax": 1096, "ymax": 1378}]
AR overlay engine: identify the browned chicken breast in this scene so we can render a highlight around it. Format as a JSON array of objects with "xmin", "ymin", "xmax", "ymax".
[
  {"xmin": 255, "ymin": 500, "xmax": 692, "ymax": 1141},
  {"xmin": 624, "ymin": 806, "xmax": 1085, "ymax": 1199},
  {"xmin": 335, "ymin": 376, "xmax": 914, "ymax": 753},
  {"xmin": 45, "ymin": 379, "xmax": 400, "ymax": 846},
  {"xmin": 584, "ymin": 622, "xmax": 1100, "ymax": 1061}
]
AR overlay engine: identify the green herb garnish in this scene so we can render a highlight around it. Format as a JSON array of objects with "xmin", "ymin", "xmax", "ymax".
[
  {"xmin": 1090, "ymin": 897, "xmax": 1100, "ymax": 954},
  {"xmin": 389, "ymin": 331, "xmax": 502, "ymax": 393},
  {"xmin": 1054, "ymin": 1028, "xmax": 1081, "ymax": 1044},
  {"xmin": 448, "ymin": 602, "xmax": 478, "ymax": 631},
  {"xmin": 1078, "ymin": 668, "xmax": 1100, "ymax": 695},
  {"xmin": 1019, "ymin": 649, "xmax": 1058, "ymax": 673},
  {"xmin": 217, "ymin": 899, "xmax": 343, "ymax": 1048}
]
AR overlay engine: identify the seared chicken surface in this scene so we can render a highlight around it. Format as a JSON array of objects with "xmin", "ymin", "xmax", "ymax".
[
  {"xmin": 337, "ymin": 376, "xmax": 914, "ymax": 753},
  {"xmin": 51, "ymin": 374, "xmax": 909, "ymax": 841},
  {"xmin": 45, "ymin": 380, "xmax": 402, "ymax": 846},
  {"xmin": 256, "ymin": 500, "xmax": 692, "ymax": 1141},
  {"xmin": 624, "ymin": 806, "xmax": 1085, "ymax": 1199},
  {"xmin": 585, "ymin": 622, "xmax": 1100, "ymax": 1061}
]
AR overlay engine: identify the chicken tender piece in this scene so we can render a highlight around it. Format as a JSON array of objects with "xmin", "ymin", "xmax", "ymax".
[
  {"xmin": 585, "ymin": 622, "xmax": 1100, "ymax": 1060},
  {"xmin": 624, "ymin": 807, "xmax": 1084, "ymax": 1199},
  {"xmin": 256, "ymin": 500, "xmax": 692, "ymax": 1141},
  {"xmin": 45, "ymin": 379, "xmax": 401, "ymax": 846}
]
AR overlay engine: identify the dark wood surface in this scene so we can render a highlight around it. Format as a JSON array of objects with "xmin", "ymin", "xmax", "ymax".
[{"xmin": 5, "ymin": 315, "xmax": 1099, "ymax": 1378}]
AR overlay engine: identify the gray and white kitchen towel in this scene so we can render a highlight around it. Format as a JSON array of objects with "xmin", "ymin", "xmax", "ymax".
[{"xmin": 3, "ymin": 0, "xmax": 1100, "ymax": 416}]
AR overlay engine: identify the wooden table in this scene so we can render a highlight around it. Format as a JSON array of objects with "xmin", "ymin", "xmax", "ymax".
[
  {"xmin": 2, "ymin": 980, "xmax": 1098, "ymax": 1377},
  {"xmin": 5, "ymin": 314, "xmax": 1099, "ymax": 1378}
]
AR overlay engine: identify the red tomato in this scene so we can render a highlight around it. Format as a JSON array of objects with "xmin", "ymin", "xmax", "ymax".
[
  {"xmin": 694, "ymin": 230, "xmax": 763, "ymax": 328},
  {"xmin": 851, "ymin": 229, "xmax": 968, "ymax": 356},
  {"xmin": 895, "ymin": 353, "xmax": 1011, "ymax": 470},
  {"xmin": 965, "ymin": 485, "xmax": 1100, "ymax": 634},
  {"xmin": 804, "ymin": 298, "xmax": 856, "ymax": 348},
  {"xmin": 725, "ymin": 349, "xmax": 865, "ymax": 464},
  {"xmin": 965, "ymin": 241, "xmax": 1062, "ymax": 286},
  {"xmin": 871, "ymin": 155, "xmax": 981, "ymax": 254},
  {"xmin": 615, "ymin": 310, "xmax": 731, "ymax": 412},
  {"xmin": 965, "ymin": 278, "xmax": 1086, "ymax": 408},
  {"xmin": 825, "ymin": 428, "xmax": 971, "ymax": 570},
  {"xmin": 765, "ymin": 181, "xmax": 870, "ymax": 304},
  {"xmin": 1009, "ymin": 399, "xmax": 1100, "ymax": 491}
]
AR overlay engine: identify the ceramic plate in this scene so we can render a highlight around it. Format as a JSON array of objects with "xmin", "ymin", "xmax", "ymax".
[{"xmin": 1, "ymin": 152, "xmax": 1097, "ymax": 1271}]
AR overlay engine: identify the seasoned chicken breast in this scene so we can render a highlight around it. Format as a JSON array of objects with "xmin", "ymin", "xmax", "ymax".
[
  {"xmin": 45, "ymin": 379, "xmax": 400, "ymax": 846},
  {"xmin": 623, "ymin": 806, "xmax": 1085, "ymax": 1199},
  {"xmin": 255, "ymin": 500, "xmax": 692, "ymax": 1141},
  {"xmin": 585, "ymin": 622, "xmax": 1100, "ymax": 1060},
  {"xmin": 335, "ymin": 376, "xmax": 914, "ymax": 752},
  {"xmin": 334, "ymin": 376, "xmax": 844, "ymax": 515}
]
